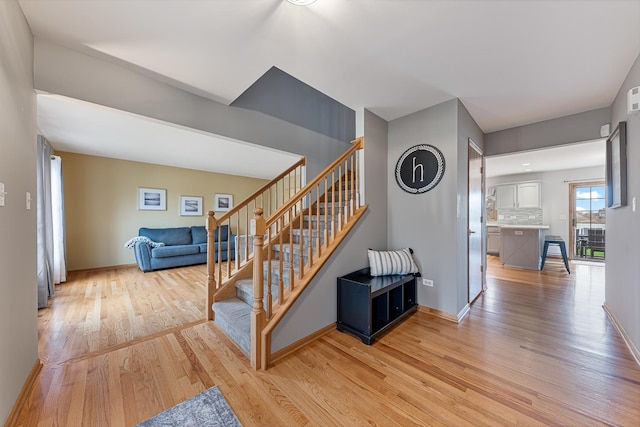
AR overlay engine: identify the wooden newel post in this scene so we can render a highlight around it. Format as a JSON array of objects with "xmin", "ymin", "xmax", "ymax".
[
  {"xmin": 206, "ymin": 211, "xmax": 217, "ymax": 321},
  {"xmin": 251, "ymin": 208, "xmax": 266, "ymax": 370}
]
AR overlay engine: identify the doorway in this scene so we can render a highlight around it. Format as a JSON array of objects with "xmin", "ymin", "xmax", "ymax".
[
  {"xmin": 468, "ymin": 139, "xmax": 484, "ymax": 303},
  {"xmin": 569, "ymin": 181, "xmax": 606, "ymax": 261}
]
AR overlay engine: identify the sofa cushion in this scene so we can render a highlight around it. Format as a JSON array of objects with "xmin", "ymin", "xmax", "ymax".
[
  {"xmin": 216, "ymin": 224, "xmax": 230, "ymax": 242},
  {"xmin": 198, "ymin": 239, "xmax": 235, "ymax": 253},
  {"xmin": 191, "ymin": 226, "xmax": 207, "ymax": 245},
  {"xmin": 151, "ymin": 244, "xmax": 200, "ymax": 258},
  {"xmin": 190, "ymin": 225, "xmax": 230, "ymax": 245},
  {"xmin": 140, "ymin": 227, "xmax": 192, "ymax": 246}
]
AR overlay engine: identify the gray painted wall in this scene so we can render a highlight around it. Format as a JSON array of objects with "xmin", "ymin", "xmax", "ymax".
[
  {"xmin": 485, "ymin": 108, "xmax": 611, "ymax": 156},
  {"xmin": 487, "ymin": 166, "xmax": 605, "ymax": 256},
  {"xmin": 33, "ymin": 39, "xmax": 349, "ymax": 181},
  {"xmin": 606, "ymin": 53, "xmax": 640, "ymax": 354},
  {"xmin": 0, "ymin": 1, "xmax": 38, "ymax": 422},
  {"xmin": 387, "ymin": 99, "xmax": 461, "ymax": 315},
  {"xmin": 231, "ymin": 66, "xmax": 356, "ymax": 143},
  {"xmin": 385, "ymin": 99, "xmax": 483, "ymax": 317},
  {"xmin": 272, "ymin": 109, "xmax": 388, "ymax": 351}
]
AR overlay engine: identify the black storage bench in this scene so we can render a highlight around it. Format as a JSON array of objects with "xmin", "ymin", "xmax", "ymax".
[{"xmin": 337, "ymin": 267, "xmax": 417, "ymax": 345}]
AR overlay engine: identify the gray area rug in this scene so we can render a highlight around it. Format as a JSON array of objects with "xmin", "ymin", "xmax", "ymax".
[{"xmin": 136, "ymin": 386, "xmax": 242, "ymax": 427}]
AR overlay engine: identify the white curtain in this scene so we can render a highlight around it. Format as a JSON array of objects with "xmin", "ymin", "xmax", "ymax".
[
  {"xmin": 51, "ymin": 155, "xmax": 66, "ymax": 284},
  {"xmin": 37, "ymin": 136, "xmax": 66, "ymax": 308}
]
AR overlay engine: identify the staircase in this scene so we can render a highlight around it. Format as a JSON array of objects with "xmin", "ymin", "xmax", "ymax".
[
  {"xmin": 207, "ymin": 137, "xmax": 366, "ymax": 369},
  {"xmin": 212, "ymin": 213, "xmax": 337, "ymax": 355}
]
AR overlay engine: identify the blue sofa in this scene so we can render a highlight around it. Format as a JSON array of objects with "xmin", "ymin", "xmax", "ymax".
[{"xmin": 134, "ymin": 225, "xmax": 235, "ymax": 272}]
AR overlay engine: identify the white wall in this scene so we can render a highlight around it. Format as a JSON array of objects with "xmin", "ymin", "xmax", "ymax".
[
  {"xmin": 0, "ymin": 1, "xmax": 38, "ymax": 422},
  {"xmin": 487, "ymin": 165, "xmax": 605, "ymax": 255}
]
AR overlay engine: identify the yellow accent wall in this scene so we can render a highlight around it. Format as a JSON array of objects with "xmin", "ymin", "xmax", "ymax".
[{"xmin": 60, "ymin": 152, "xmax": 268, "ymax": 270}]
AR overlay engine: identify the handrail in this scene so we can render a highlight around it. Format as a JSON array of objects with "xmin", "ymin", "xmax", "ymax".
[
  {"xmin": 206, "ymin": 156, "xmax": 306, "ymax": 320},
  {"xmin": 265, "ymin": 137, "xmax": 363, "ymax": 228},
  {"xmin": 251, "ymin": 136, "xmax": 366, "ymax": 369},
  {"xmin": 216, "ymin": 158, "xmax": 305, "ymax": 225}
]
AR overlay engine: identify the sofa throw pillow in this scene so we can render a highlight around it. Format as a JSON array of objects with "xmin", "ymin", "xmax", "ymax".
[{"xmin": 367, "ymin": 248, "xmax": 418, "ymax": 276}]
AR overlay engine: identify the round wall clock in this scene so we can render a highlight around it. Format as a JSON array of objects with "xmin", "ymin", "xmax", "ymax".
[{"xmin": 395, "ymin": 144, "xmax": 445, "ymax": 194}]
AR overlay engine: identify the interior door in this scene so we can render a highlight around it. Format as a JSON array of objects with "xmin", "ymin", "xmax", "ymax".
[{"xmin": 468, "ymin": 139, "xmax": 484, "ymax": 303}]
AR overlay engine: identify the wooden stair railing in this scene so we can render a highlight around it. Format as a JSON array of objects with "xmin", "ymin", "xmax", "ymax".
[
  {"xmin": 251, "ymin": 137, "xmax": 366, "ymax": 369},
  {"xmin": 206, "ymin": 158, "xmax": 306, "ymax": 320}
]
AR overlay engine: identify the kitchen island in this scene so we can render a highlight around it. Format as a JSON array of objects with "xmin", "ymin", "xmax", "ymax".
[{"xmin": 500, "ymin": 225, "xmax": 550, "ymax": 270}]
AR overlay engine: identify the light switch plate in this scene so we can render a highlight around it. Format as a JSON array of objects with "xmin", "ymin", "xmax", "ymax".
[
  {"xmin": 0, "ymin": 182, "xmax": 5, "ymax": 206},
  {"xmin": 26, "ymin": 192, "xmax": 31, "ymax": 210}
]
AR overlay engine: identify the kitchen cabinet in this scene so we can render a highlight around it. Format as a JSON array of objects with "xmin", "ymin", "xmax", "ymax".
[
  {"xmin": 500, "ymin": 225, "xmax": 549, "ymax": 270},
  {"xmin": 496, "ymin": 182, "xmax": 540, "ymax": 209},
  {"xmin": 496, "ymin": 185, "xmax": 516, "ymax": 209},
  {"xmin": 487, "ymin": 226, "xmax": 501, "ymax": 255},
  {"xmin": 516, "ymin": 182, "xmax": 540, "ymax": 208}
]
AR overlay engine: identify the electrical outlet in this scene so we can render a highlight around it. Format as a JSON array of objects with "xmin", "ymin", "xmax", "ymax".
[{"xmin": 422, "ymin": 278, "xmax": 434, "ymax": 287}]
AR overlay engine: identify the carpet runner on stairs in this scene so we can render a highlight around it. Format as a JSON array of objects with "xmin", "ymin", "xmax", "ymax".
[{"xmin": 212, "ymin": 211, "xmax": 344, "ymax": 357}]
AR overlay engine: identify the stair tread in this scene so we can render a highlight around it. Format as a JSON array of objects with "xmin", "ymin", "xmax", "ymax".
[
  {"xmin": 235, "ymin": 278, "xmax": 254, "ymax": 287},
  {"xmin": 272, "ymin": 243, "xmax": 320, "ymax": 253},
  {"xmin": 212, "ymin": 297, "xmax": 251, "ymax": 356},
  {"xmin": 236, "ymin": 279, "xmax": 280, "ymax": 305},
  {"xmin": 264, "ymin": 259, "xmax": 299, "ymax": 269},
  {"xmin": 291, "ymin": 229, "xmax": 332, "ymax": 236}
]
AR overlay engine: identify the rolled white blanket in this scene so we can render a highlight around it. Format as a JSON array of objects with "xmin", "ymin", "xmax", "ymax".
[{"xmin": 124, "ymin": 236, "xmax": 165, "ymax": 249}]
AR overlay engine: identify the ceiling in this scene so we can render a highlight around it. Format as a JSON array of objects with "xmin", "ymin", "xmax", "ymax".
[
  {"xmin": 19, "ymin": 0, "xmax": 640, "ymax": 176},
  {"xmin": 37, "ymin": 94, "xmax": 301, "ymax": 179}
]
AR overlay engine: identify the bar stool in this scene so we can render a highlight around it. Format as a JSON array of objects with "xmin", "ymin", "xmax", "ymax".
[{"xmin": 540, "ymin": 235, "xmax": 570, "ymax": 273}]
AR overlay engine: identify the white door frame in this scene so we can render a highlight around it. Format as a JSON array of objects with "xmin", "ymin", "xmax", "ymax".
[{"xmin": 468, "ymin": 139, "xmax": 485, "ymax": 304}]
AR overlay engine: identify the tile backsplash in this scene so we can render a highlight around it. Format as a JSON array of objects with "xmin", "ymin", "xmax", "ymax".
[{"xmin": 494, "ymin": 207, "xmax": 543, "ymax": 225}]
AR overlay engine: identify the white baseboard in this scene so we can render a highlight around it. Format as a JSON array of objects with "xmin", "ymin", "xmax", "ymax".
[{"xmin": 603, "ymin": 302, "xmax": 640, "ymax": 366}]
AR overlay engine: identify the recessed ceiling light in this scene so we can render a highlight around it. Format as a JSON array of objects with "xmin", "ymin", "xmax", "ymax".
[
  {"xmin": 522, "ymin": 162, "xmax": 531, "ymax": 166},
  {"xmin": 525, "ymin": 168, "xmax": 533, "ymax": 172},
  {"xmin": 287, "ymin": 0, "xmax": 317, "ymax": 5}
]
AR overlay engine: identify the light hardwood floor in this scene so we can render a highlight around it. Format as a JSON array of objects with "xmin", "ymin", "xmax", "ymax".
[{"xmin": 17, "ymin": 257, "xmax": 640, "ymax": 426}]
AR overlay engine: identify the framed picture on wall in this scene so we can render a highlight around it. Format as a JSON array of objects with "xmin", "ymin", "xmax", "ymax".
[
  {"xmin": 180, "ymin": 196, "xmax": 203, "ymax": 216},
  {"xmin": 214, "ymin": 193, "xmax": 233, "ymax": 212},
  {"xmin": 606, "ymin": 121, "xmax": 627, "ymax": 208},
  {"xmin": 138, "ymin": 187, "xmax": 166, "ymax": 210}
]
